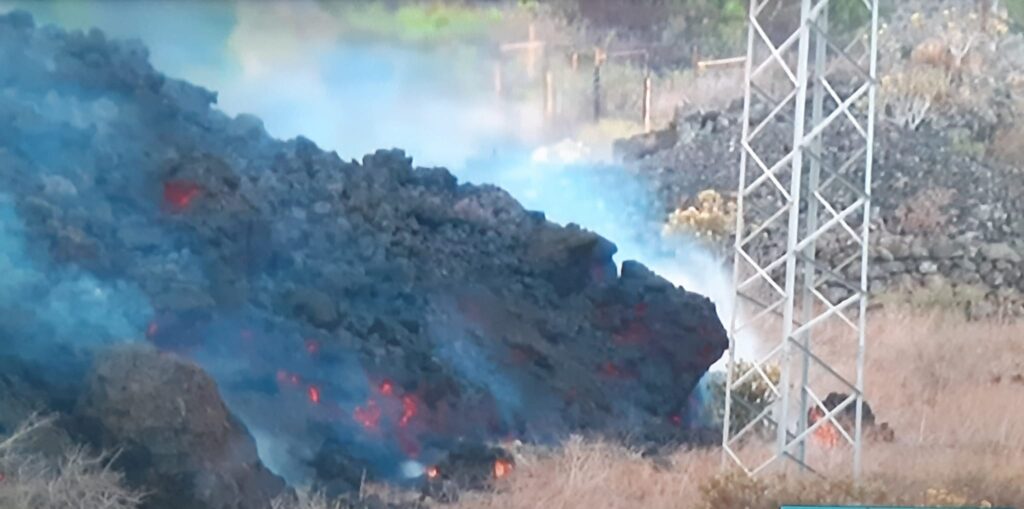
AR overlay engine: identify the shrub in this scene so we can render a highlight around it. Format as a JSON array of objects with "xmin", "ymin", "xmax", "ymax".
[
  {"xmin": 0, "ymin": 415, "xmax": 143, "ymax": 509},
  {"xmin": 699, "ymin": 471, "xmax": 999, "ymax": 509},
  {"xmin": 663, "ymin": 189, "xmax": 736, "ymax": 243},
  {"xmin": 705, "ymin": 360, "xmax": 781, "ymax": 439},
  {"xmin": 878, "ymin": 66, "xmax": 952, "ymax": 129},
  {"xmin": 990, "ymin": 123, "xmax": 1024, "ymax": 166},
  {"xmin": 700, "ymin": 471, "xmax": 893, "ymax": 509},
  {"xmin": 893, "ymin": 186, "xmax": 956, "ymax": 235},
  {"xmin": 271, "ymin": 490, "xmax": 345, "ymax": 509}
]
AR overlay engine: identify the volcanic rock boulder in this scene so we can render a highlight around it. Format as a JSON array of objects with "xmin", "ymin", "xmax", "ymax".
[{"xmin": 75, "ymin": 346, "xmax": 287, "ymax": 509}]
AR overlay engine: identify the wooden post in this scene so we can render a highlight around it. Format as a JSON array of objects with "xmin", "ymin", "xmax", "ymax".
[
  {"xmin": 545, "ymin": 70, "xmax": 555, "ymax": 120},
  {"xmin": 593, "ymin": 48, "xmax": 603, "ymax": 123},
  {"xmin": 494, "ymin": 62, "xmax": 503, "ymax": 98},
  {"xmin": 642, "ymin": 74, "xmax": 652, "ymax": 133},
  {"xmin": 526, "ymin": 23, "xmax": 537, "ymax": 79}
]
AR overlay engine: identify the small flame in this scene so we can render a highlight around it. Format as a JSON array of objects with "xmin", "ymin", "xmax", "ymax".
[
  {"xmin": 379, "ymin": 381, "xmax": 394, "ymax": 396},
  {"xmin": 493, "ymin": 459, "xmax": 513, "ymax": 479},
  {"xmin": 307, "ymin": 385, "xmax": 321, "ymax": 405},
  {"xmin": 426, "ymin": 466, "xmax": 439, "ymax": 479}
]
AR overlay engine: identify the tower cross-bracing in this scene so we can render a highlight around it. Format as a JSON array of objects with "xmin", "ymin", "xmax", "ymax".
[{"xmin": 723, "ymin": 0, "xmax": 880, "ymax": 480}]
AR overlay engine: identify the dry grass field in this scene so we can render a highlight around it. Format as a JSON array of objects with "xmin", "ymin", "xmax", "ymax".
[{"xmin": 437, "ymin": 310, "xmax": 1024, "ymax": 509}]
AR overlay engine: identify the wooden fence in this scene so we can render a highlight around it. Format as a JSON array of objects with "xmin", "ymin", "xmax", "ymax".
[{"xmin": 492, "ymin": 23, "xmax": 746, "ymax": 139}]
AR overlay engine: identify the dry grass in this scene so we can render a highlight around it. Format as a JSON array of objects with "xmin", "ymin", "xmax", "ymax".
[
  {"xmin": 0, "ymin": 415, "xmax": 144, "ymax": 509},
  {"xmin": 436, "ymin": 311, "xmax": 1024, "ymax": 509}
]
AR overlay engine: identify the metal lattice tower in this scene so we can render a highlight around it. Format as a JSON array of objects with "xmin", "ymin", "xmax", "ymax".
[{"xmin": 723, "ymin": 0, "xmax": 880, "ymax": 479}]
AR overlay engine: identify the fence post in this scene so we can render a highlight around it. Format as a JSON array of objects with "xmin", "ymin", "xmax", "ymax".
[
  {"xmin": 643, "ymin": 73, "xmax": 652, "ymax": 133},
  {"xmin": 545, "ymin": 70, "xmax": 555, "ymax": 120},
  {"xmin": 593, "ymin": 48, "xmax": 603, "ymax": 123},
  {"xmin": 527, "ymin": 23, "xmax": 537, "ymax": 79},
  {"xmin": 494, "ymin": 61, "xmax": 503, "ymax": 99}
]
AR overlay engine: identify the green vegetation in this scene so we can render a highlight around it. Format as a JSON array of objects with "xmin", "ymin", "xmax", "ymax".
[
  {"xmin": 317, "ymin": 2, "xmax": 507, "ymax": 44},
  {"xmin": 705, "ymin": 360, "xmax": 780, "ymax": 439},
  {"xmin": 1008, "ymin": 0, "xmax": 1024, "ymax": 29}
]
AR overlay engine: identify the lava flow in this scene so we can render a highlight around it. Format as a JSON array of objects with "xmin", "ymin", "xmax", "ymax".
[
  {"xmin": 808, "ymin": 407, "xmax": 841, "ymax": 448},
  {"xmin": 493, "ymin": 459, "xmax": 514, "ymax": 479},
  {"xmin": 163, "ymin": 180, "xmax": 201, "ymax": 211},
  {"xmin": 354, "ymin": 401, "xmax": 382, "ymax": 430}
]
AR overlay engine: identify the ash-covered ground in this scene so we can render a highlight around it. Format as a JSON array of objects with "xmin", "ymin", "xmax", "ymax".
[{"xmin": 0, "ymin": 11, "xmax": 727, "ymax": 508}]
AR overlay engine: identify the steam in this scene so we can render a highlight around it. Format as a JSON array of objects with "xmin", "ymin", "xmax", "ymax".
[{"xmin": 0, "ymin": 196, "xmax": 153, "ymax": 357}]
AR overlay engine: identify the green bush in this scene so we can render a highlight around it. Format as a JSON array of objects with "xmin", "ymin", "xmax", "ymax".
[{"xmin": 705, "ymin": 360, "xmax": 781, "ymax": 440}]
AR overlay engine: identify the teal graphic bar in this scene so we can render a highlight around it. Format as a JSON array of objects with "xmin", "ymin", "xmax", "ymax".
[{"xmin": 782, "ymin": 506, "xmax": 1013, "ymax": 509}]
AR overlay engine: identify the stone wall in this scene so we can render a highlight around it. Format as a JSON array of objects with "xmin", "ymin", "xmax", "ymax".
[{"xmin": 617, "ymin": 101, "xmax": 1024, "ymax": 318}]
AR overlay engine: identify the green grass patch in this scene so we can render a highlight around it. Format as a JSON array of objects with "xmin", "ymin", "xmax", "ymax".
[{"xmin": 321, "ymin": 2, "xmax": 506, "ymax": 45}]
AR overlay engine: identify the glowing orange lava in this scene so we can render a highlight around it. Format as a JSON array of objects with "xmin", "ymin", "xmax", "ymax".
[
  {"xmin": 809, "ymin": 408, "xmax": 841, "ymax": 447},
  {"xmin": 276, "ymin": 370, "xmax": 300, "ymax": 386},
  {"xmin": 307, "ymin": 385, "xmax": 321, "ymax": 405},
  {"xmin": 493, "ymin": 459, "xmax": 513, "ymax": 479},
  {"xmin": 399, "ymin": 395, "xmax": 417, "ymax": 427},
  {"xmin": 354, "ymin": 401, "xmax": 381, "ymax": 430},
  {"xmin": 163, "ymin": 180, "xmax": 201, "ymax": 211}
]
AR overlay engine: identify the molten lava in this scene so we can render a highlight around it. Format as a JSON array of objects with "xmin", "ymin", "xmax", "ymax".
[
  {"xmin": 493, "ymin": 459, "xmax": 513, "ymax": 479},
  {"xmin": 163, "ymin": 180, "xmax": 201, "ymax": 211},
  {"xmin": 276, "ymin": 370, "xmax": 301, "ymax": 386},
  {"xmin": 809, "ymin": 408, "xmax": 841, "ymax": 447},
  {"xmin": 307, "ymin": 385, "xmax": 321, "ymax": 405},
  {"xmin": 354, "ymin": 401, "xmax": 382, "ymax": 430},
  {"xmin": 399, "ymin": 395, "xmax": 417, "ymax": 427},
  {"xmin": 599, "ymin": 361, "xmax": 635, "ymax": 379},
  {"xmin": 613, "ymin": 322, "xmax": 650, "ymax": 345}
]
